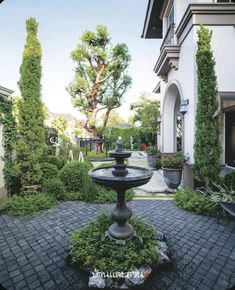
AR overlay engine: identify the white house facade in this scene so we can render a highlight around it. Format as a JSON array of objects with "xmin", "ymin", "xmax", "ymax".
[
  {"xmin": 142, "ymin": 0, "xmax": 235, "ymax": 187},
  {"xmin": 0, "ymin": 86, "xmax": 14, "ymax": 203}
]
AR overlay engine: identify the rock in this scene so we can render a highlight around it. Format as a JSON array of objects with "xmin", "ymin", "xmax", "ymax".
[
  {"xmin": 125, "ymin": 266, "xmax": 152, "ymax": 287},
  {"xmin": 155, "ymin": 231, "xmax": 166, "ymax": 241},
  {"xmin": 157, "ymin": 250, "xmax": 171, "ymax": 265},
  {"xmin": 120, "ymin": 283, "xmax": 129, "ymax": 289},
  {"xmin": 156, "ymin": 241, "xmax": 171, "ymax": 265},
  {"xmin": 125, "ymin": 269, "xmax": 144, "ymax": 287},
  {"xmin": 88, "ymin": 271, "xmax": 106, "ymax": 288},
  {"xmin": 140, "ymin": 265, "xmax": 152, "ymax": 280}
]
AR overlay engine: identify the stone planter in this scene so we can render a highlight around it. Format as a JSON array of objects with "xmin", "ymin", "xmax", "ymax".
[{"xmin": 162, "ymin": 167, "xmax": 182, "ymax": 190}]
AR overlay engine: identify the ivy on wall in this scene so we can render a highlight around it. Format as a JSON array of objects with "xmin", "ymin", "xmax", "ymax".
[{"xmin": 0, "ymin": 95, "xmax": 16, "ymax": 193}]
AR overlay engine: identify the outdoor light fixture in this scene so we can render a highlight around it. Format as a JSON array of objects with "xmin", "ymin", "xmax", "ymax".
[
  {"xmin": 180, "ymin": 99, "xmax": 189, "ymax": 115},
  {"xmin": 157, "ymin": 115, "xmax": 162, "ymax": 124}
]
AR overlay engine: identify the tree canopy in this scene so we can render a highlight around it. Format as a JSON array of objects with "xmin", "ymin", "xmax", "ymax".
[
  {"xmin": 132, "ymin": 94, "xmax": 160, "ymax": 134},
  {"xmin": 51, "ymin": 116, "xmax": 68, "ymax": 135},
  {"xmin": 67, "ymin": 25, "xmax": 131, "ymax": 139}
]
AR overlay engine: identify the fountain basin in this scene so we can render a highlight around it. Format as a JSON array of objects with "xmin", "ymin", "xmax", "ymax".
[{"xmin": 88, "ymin": 166, "xmax": 153, "ymax": 189}]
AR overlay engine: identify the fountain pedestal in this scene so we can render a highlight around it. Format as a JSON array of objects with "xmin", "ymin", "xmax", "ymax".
[
  {"xmin": 108, "ymin": 188, "xmax": 134, "ymax": 241},
  {"xmin": 89, "ymin": 137, "xmax": 153, "ymax": 243}
]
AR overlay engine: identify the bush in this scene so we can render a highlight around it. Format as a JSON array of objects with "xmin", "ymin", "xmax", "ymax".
[
  {"xmin": 41, "ymin": 162, "xmax": 59, "ymax": 180},
  {"xmin": 174, "ymin": 189, "xmax": 217, "ymax": 216},
  {"xmin": 87, "ymin": 151, "xmax": 106, "ymax": 159},
  {"xmin": 20, "ymin": 189, "xmax": 39, "ymax": 196},
  {"xmin": 60, "ymin": 161, "xmax": 92, "ymax": 192},
  {"xmin": 46, "ymin": 155, "xmax": 67, "ymax": 170},
  {"xmin": 80, "ymin": 172, "xmax": 98, "ymax": 202},
  {"xmin": 94, "ymin": 186, "xmax": 134, "ymax": 203},
  {"xmin": 63, "ymin": 191, "xmax": 82, "ymax": 201},
  {"xmin": 161, "ymin": 152, "xmax": 184, "ymax": 169},
  {"xmin": 42, "ymin": 177, "xmax": 65, "ymax": 200},
  {"xmin": 69, "ymin": 213, "xmax": 158, "ymax": 273},
  {"xmin": 0, "ymin": 193, "xmax": 57, "ymax": 216},
  {"xmin": 103, "ymin": 126, "xmax": 140, "ymax": 149},
  {"xmin": 209, "ymin": 183, "xmax": 235, "ymax": 203},
  {"xmin": 224, "ymin": 172, "xmax": 235, "ymax": 190}
]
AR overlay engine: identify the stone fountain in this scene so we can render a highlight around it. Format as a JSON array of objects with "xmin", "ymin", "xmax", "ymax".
[
  {"xmin": 86, "ymin": 137, "xmax": 171, "ymax": 288},
  {"xmin": 89, "ymin": 137, "xmax": 153, "ymax": 243}
]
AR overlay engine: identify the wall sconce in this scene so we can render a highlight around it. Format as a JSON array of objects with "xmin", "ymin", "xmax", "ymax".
[
  {"xmin": 157, "ymin": 115, "xmax": 162, "ymax": 124},
  {"xmin": 180, "ymin": 99, "xmax": 189, "ymax": 115}
]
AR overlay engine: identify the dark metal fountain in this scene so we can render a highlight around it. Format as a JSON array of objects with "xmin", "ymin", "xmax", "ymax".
[{"xmin": 89, "ymin": 137, "xmax": 153, "ymax": 243}]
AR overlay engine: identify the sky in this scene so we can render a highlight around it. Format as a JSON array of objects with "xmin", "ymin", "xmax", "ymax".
[{"xmin": 0, "ymin": 0, "xmax": 161, "ymax": 121}]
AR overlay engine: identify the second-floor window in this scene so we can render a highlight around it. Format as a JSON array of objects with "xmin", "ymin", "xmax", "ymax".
[
  {"xmin": 216, "ymin": 0, "xmax": 235, "ymax": 3},
  {"xmin": 167, "ymin": 3, "xmax": 174, "ymax": 28}
]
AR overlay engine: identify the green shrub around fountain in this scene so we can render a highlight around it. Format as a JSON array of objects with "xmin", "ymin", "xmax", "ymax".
[{"xmin": 69, "ymin": 213, "xmax": 158, "ymax": 273}]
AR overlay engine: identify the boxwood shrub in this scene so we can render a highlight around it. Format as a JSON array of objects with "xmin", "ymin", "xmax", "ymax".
[
  {"xmin": 41, "ymin": 162, "xmax": 59, "ymax": 180},
  {"xmin": 46, "ymin": 155, "xmax": 67, "ymax": 170},
  {"xmin": 60, "ymin": 161, "xmax": 92, "ymax": 192},
  {"xmin": 42, "ymin": 177, "xmax": 65, "ymax": 200}
]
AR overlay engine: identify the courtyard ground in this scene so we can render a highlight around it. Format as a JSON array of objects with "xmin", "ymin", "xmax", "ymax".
[{"xmin": 0, "ymin": 200, "xmax": 234, "ymax": 290}]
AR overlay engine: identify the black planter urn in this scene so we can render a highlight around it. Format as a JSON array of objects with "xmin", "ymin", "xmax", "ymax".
[{"xmin": 162, "ymin": 167, "xmax": 182, "ymax": 190}]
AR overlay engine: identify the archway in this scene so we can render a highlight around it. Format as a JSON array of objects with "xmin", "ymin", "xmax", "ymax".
[{"xmin": 162, "ymin": 81, "xmax": 183, "ymax": 153}]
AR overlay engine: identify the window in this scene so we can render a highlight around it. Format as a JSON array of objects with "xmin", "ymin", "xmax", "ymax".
[
  {"xmin": 217, "ymin": 0, "xmax": 235, "ymax": 3},
  {"xmin": 167, "ymin": 3, "xmax": 174, "ymax": 28}
]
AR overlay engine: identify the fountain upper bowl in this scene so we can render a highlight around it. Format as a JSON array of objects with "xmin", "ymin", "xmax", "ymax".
[{"xmin": 88, "ymin": 166, "xmax": 153, "ymax": 189}]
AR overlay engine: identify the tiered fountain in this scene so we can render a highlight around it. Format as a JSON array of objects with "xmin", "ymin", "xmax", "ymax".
[{"xmin": 89, "ymin": 137, "xmax": 153, "ymax": 243}]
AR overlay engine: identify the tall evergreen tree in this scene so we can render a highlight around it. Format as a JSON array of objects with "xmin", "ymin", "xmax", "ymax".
[
  {"xmin": 194, "ymin": 25, "xmax": 221, "ymax": 188},
  {"xmin": 14, "ymin": 18, "xmax": 46, "ymax": 188}
]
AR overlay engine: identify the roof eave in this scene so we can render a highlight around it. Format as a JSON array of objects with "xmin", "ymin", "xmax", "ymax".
[
  {"xmin": 141, "ymin": 0, "xmax": 164, "ymax": 39},
  {"xmin": 0, "ymin": 86, "xmax": 14, "ymax": 98}
]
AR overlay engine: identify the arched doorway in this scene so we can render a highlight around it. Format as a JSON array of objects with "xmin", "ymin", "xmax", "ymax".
[{"xmin": 162, "ymin": 81, "xmax": 183, "ymax": 153}]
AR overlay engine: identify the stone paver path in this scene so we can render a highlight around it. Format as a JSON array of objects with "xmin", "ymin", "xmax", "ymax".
[
  {"xmin": 0, "ymin": 200, "xmax": 235, "ymax": 290},
  {"xmin": 129, "ymin": 152, "xmax": 168, "ymax": 194}
]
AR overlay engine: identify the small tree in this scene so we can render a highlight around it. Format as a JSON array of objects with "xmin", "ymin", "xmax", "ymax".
[
  {"xmin": 194, "ymin": 25, "xmax": 221, "ymax": 188},
  {"xmin": 14, "ymin": 18, "xmax": 46, "ymax": 188},
  {"xmin": 101, "ymin": 109, "xmax": 125, "ymax": 127},
  {"xmin": 132, "ymin": 94, "xmax": 160, "ymax": 145},
  {"xmin": 67, "ymin": 25, "xmax": 131, "ymax": 141},
  {"xmin": 51, "ymin": 116, "xmax": 68, "ymax": 135}
]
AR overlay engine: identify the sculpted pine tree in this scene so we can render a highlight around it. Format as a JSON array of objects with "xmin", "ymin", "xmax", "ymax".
[
  {"xmin": 194, "ymin": 25, "xmax": 221, "ymax": 188},
  {"xmin": 67, "ymin": 25, "xmax": 132, "ymax": 141},
  {"xmin": 14, "ymin": 18, "xmax": 46, "ymax": 188}
]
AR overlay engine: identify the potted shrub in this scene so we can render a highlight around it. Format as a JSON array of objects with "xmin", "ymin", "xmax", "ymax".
[
  {"xmin": 161, "ymin": 152, "xmax": 184, "ymax": 191},
  {"xmin": 146, "ymin": 146, "xmax": 161, "ymax": 170}
]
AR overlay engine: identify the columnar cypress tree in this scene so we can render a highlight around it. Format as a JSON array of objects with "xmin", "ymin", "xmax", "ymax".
[
  {"xmin": 15, "ymin": 18, "xmax": 46, "ymax": 188},
  {"xmin": 194, "ymin": 25, "xmax": 221, "ymax": 188}
]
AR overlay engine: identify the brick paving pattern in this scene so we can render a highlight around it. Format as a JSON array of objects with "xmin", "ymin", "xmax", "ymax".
[{"xmin": 0, "ymin": 200, "xmax": 235, "ymax": 290}]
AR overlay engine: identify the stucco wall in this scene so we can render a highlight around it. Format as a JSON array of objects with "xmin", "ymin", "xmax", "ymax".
[
  {"xmin": 174, "ymin": 0, "xmax": 215, "ymax": 32},
  {"xmin": 161, "ymin": 29, "xmax": 196, "ymax": 162},
  {"xmin": 160, "ymin": 22, "xmax": 235, "ymax": 163},
  {"xmin": 210, "ymin": 25, "xmax": 235, "ymax": 92}
]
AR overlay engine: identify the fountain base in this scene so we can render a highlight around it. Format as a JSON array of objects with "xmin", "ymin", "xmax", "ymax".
[
  {"xmin": 87, "ymin": 230, "xmax": 172, "ymax": 289},
  {"xmin": 106, "ymin": 223, "xmax": 135, "ymax": 244}
]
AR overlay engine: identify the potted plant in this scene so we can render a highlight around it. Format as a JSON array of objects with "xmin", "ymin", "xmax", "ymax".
[
  {"xmin": 161, "ymin": 152, "xmax": 184, "ymax": 191},
  {"xmin": 146, "ymin": 146, "xmax": 162, "ymax": 170}
]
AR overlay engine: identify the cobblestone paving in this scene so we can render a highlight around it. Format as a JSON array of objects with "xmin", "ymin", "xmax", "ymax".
[{"xmin": 0, "ymin": 200, "xmax": 235, "ymax": 290}]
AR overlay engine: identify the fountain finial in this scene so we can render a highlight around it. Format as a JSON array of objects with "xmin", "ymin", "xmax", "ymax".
[{"xmin": 115, "ymin": 136, "xmax": 123, "ymax": 152}]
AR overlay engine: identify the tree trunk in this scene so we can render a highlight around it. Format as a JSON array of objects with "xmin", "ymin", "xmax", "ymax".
[{"xmin": 103, "ymin": 108, "xmax": 112, "ymax": 129}]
